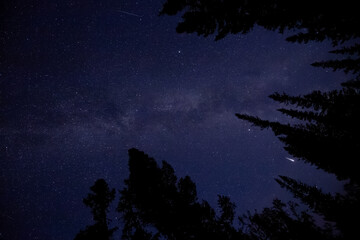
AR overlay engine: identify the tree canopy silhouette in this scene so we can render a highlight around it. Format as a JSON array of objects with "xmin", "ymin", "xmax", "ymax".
[
  {"xmin": 115, "ymin": 148, "xmax": 335, "ymax": 240},
  {"xmin": 160, "ymin": 0, "xmax": 360, "ymax": 44},
  {"xmin": 235, "ymin": 42, "xmax": 360, "ymax": 239},
  {"xmin": 239, "ymin": 198, "xmax": 334, "ymax": 240},
  {"xmin": 74, "ymin": 149, "xmax": 342, "ymax": 239},
  {"xmin": 276, "ymin": 176, "xmax": 360, "ymax": 239},
  {"xmin": 74, "ymin": 179, "xmax": 117, "ymax": 240},
  {"xmin": 117, "ymin": 148, "xmax": 243, "ymax": 240},
  {"xmin": 236, "ymin": 82, "xmax": 360, "ymax": 183}
]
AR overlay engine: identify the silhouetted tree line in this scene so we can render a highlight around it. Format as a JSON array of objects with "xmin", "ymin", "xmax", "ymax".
[
  {"xmin": 118, "ymin": 149, "xmax": 245, "ymax": 240},
  {"xmin": 76, "ymin": 149, "xmax": 337, "ymax": 240},
  {"xmin": 159, "ymin": 0, "xmax": 360, "ymax": 45},
  {"xmin": 74, "ymin": 1, "xmax": 360, "ymax": 239}
]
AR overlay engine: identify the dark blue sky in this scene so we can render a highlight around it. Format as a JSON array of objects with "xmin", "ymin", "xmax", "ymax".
[{"xmin": 1, "ymin": 0, "xmax": 346, "ymax": 239}]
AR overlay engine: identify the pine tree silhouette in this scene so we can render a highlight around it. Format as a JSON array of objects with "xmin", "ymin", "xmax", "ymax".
[
  {"xmin": 235, "ymin": 55, "xmax": 360, "ymax": 239},
  {"xmin": 74, "ymin": 179, "xmax": 117, "ymax": 240},
  {"xmin": 160, "ymin": 0, "xmax": 360, "ymax": 44},
  {"xmin": 239, "ymin": 199, "xmax": 334, "ymax": 240},
  {"xmin": 116, "ymin": 149, "xmax": 337, "ymax": 240},
  {"xmin": 161, "ymin": 0, "xmax": 360, "ymax": 79},
  {"xmin": 276, "ymin": 176, "xmax": 360, "ymax": 239},
  {"xmin": 117, "ymin": 148, "xmax": 244, "ymax": 240},
  {"xmin": 236, "ymin": 83, "xmax": 360, "ymax": 183},
  {"xmin": 310, "ymin": 43, "xmax": 360, "ymax": 77}
]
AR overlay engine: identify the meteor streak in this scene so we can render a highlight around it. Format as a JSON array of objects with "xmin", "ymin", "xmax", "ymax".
[
  {"xmin": 286, "ymin": 157, "xmax": 295, "ymax": 162},
  {"xmin": 117, "ymin": 10, "xmax": 142, "ymax": 18}
]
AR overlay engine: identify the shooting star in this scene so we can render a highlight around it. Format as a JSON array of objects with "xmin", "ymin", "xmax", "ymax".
[
  {"xmin": 286, "ymin": 157, "xmax": 295, "ymax": 162},
  {"xmin": 2, "ymin": 213, "xmax": 14, "ymax": 221},
  {"xmin": 117, "ymin": 10, "xmax": 143, "ymax": 18}
]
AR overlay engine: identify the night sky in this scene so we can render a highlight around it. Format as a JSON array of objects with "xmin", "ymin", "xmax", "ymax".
[{"xmin": 1, "ymin": 0, "xmax": 347, "ymax": 239}]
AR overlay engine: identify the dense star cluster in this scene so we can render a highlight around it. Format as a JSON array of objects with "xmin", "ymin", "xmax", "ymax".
[{"xmin": 1, "ymin": 0, "xmax": 348, "ymax": 239}]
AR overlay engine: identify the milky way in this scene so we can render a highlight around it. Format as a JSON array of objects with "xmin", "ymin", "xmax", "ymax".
[{"xmin": 1, "ymin": 0, "xmax": 346, "ymax": 239}]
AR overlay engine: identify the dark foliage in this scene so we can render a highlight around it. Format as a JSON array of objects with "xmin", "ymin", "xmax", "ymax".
[
  {"xmin": 310, "ymin": 44, "xmax": 360, "ymax": 79},
  {"xmin": 239, "ymin": 199, "xmax": 334, "ymax": 240},
  {"xmin": 276, "ymin": 176, "xmax": 360, "ymax": 240},
  {"xmin": 236, "ymin": 76, "xmax": 360, "ymax": 237},
  {"xmin": 160, "ymin": 0, "xmax": 360, "ymax": 44},
  {"xmin": 312, "ymin": 59, "xmax": 360, "ymax": 75},
  {"xmin": 74, "ymin": 149, "xmax": 341, "ymax": 239},
  {"xmin": 236, "ymin": 82, "xmax": 360, "ymax": 183},
  {"xmin": 161, "ymin": 0, "xmax": 360, "ymax": 80},
  {"xmin": 115, "ymin": 149, "xmax": 338, "ymax": 240},
  {"xmin": 117, "ymin": 148, "xmax": 243, "ymax": 240},
  {"xmin": 234, "ymin": 40, "xmax": 360, "ymax": 239},
  {"xmin": 74, "ymin": 179, "xmax": 117, "ymax": 240}
]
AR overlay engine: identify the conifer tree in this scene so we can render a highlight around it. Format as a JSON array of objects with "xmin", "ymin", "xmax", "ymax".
[
  {"xmin": 160, "ymin": 0, "xmax": 360, "ymax": 44},
  {"xmin": 116, "ymin": 149, "xmax": 337, "ymax": 240},
  {"xmin": 235, "ymin": 57, "xmax": 360, "ymax": 238},
  {"xmin": 236, "ymin": 82, "xmax": 360, "ymax": 183},
  {"xmin": 239, "ymin": 198, "xmax": 334, "ymax": 240},
  {"xmin": 276, "ymin": 176, "xmax": 360, "ymax": 239},
  {"xmin": 117, "ymin": 148, "xmax": 244, "ymax": 240},
  {"xmin": 74, "ymin": 179, "xmax": 117, "ymax": 240},
  {"xmin": 311, "ymin": 43, "xmax": 360, "ymax": 77}
]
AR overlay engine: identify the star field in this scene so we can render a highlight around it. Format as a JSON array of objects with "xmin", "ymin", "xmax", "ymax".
[{"xmin": 1, "ymin": 0, "xmax": 347, "ymax": 239}]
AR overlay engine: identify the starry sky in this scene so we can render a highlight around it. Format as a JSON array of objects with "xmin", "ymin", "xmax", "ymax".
[{"xmin": 1, "ymin": 0, "xmax": 347, "ymax": 239}]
